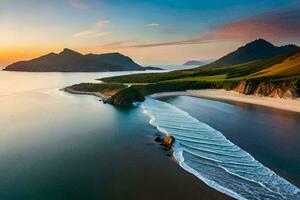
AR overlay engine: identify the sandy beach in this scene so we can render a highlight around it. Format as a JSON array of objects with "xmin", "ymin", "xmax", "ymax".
[
  {"xmin": 65, "ymin": 87, "xmax": 300, "ymax": 113},
  {"xmin": 149, "ymin": 89, "xmax": 300, "ymax": 113}
]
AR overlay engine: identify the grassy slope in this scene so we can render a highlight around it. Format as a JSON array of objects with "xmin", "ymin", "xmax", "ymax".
[
  {"xmin": 68, "ymin": 48, "xmax": 300, "ymax": 105},
  {"xmin": 68, "ymin": 83, "xmax": 127, "ymax": 96},
  {"xmin": 250, "ymin": 52, "xmax": 300, "ymax": 78},
  {"xmin": 101, "ymin": 48, "xmax": 300, "ymax": 84}
]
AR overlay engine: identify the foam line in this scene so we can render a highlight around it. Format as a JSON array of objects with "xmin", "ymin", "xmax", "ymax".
[{"xmin": 141, "ymin": 98, "xmax": 300, "ymax": 200}]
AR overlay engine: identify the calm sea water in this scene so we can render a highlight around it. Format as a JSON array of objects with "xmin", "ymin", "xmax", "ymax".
[
  {"xmin": 0, "ymin": 71, "xmax": 228, "ymax": 200},
  {"xmin": 1, "ymin": 71, "xmax": 299, "ymax": 200}
]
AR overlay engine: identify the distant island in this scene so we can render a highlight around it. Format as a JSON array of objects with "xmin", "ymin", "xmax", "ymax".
[
  {"xmin": 3, "ymin": 48, "xmax": 162, "ymax": 72},
  {"xmin": 143, "ymin": 66, "xmax": 163, "ymax": 70},
  {"xmin": 66, "ymin": 39, "xmax": 300, "ymax": 107},
  {"xmin": 183, "ymin": 60, "xmax": 207, "ymax": 66}
]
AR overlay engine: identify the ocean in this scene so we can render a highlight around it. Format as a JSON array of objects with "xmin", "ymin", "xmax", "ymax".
[{"xmin": 0, "ymin": 71, "xmax": 299, "ymax": 200}]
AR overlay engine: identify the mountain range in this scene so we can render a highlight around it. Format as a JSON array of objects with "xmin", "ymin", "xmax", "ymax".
[{"xmin": 3, "ymin": 49, "xmax": 161, "ymax": 72}]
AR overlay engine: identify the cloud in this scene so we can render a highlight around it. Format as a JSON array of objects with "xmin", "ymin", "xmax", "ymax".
[
  {"xmin": 73, "ymin": 20, "xmax": 111, "ymax": 38},
  {"xmin": 147, "ymin": 23, "xmax": 160, "ymax": 27},
  {"xmin": 125, "ymin": 3, "xmax": 300, "ymax": 48},
  {"xmin": 65, "ymin": 0, "xmax": 89, "ymax": 10},
  {"xmin": 101, "ymin": 40, "xmax": 136, "ymax": 49}
]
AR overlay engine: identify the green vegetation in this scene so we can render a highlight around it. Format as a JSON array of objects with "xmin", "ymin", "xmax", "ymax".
[
  {"xmin": 68, "ymin": 40, "xmax": 300, "ymax": 106},
  {"xmin": 105, "ymin": 87, "xmax": 145, "ymax": 106},
  {"xmin": 68, "ymin": 83, "xmax": 127, "ymax": 96},
  {"xmin": 101, "ymin": 48, "xmax": 300, "ymax": 84}
]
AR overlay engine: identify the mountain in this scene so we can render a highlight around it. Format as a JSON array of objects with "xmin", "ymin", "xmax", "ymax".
[
  {"xmin": 183, "ymin": 60, "xmax": 206, "ymax": 66},
  {"xmin": 101, "ymin": 40, "xmax": 300, "ymax": 84},
  {"xmin": 143, "ymin": 66, "xmax": 163, "ymax": 70},
  {"xmin": 3, "ymin": 49, "xmax": 145, "ymax": 72},
  {"xmin": 250, "ymin": 49, "xmax": 300, "ymax": 78},
  {"xmin": 68, "ymin": 39, "xmax": 300, "ymax": 106},
  {"xmin": 209, "ymin": 39, "xmax": 298, "ymax": 68}
]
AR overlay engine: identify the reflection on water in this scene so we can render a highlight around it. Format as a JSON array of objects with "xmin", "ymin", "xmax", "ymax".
[
  {"xmin": 0, "ymin": 71, "xmax": 147, "ymax": 97},
  {"xmin": 0, "ymin": 71, "xmax": 147, "ymax": 199}
]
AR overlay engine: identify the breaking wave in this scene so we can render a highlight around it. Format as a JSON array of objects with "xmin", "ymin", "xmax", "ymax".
[{"xmin": 141, "ymin": 98, "xmax": 300, "ymax": 200}]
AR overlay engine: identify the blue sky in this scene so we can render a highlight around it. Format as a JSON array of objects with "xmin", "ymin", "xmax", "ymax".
[{"xmin": 0, "ymin": 0, "xmax": 299, "ymax": 65}]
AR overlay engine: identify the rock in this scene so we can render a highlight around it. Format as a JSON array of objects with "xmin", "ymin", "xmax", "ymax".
[
  {"xmin": 166, "ymin": 152, "xmax": 173, "ymax": 157},
  {"xmin": 154, "ymin": 135, "xmax": 175, "ymax": 150},
  {"xmin": 154, "ymin": 136, "xmax": 162, "ymax": 143},
  {"xmin": 161, "ymin": 135, "xmax": 175, "ymax": 147},
  {"xmin": 233, "ymin": 80, "xmax": 299, "ymax": 99},
  {"xmin": 104, "ymin": 87, "xmax": 145, "ymax": 106}
]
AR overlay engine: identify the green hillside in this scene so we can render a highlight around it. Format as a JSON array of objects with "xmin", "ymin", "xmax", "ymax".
[
  {"xmin": 67, "ymin": 39, "xmax": 300, "ymax": 106},
  {"xmin": 101, "ymin": 47, "xmax": 300, "ymax": 84}
]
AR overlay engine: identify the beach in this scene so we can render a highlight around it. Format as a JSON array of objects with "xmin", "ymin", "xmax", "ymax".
[{"xmin": 149, "ymin": 89, "xmax": 300, "ymax": 113}]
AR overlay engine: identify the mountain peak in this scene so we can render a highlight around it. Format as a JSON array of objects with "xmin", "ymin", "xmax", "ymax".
[
  {"xmin": 210, "ymin": 39, "xmax": 298, "ymax": 67},
  {"xmin": 242, "ymin": 39, "xmax": 274, "ymax": 49},
  {"xmin": 60, "ymin": 48, "xmax": 82, "ymax": 56}
]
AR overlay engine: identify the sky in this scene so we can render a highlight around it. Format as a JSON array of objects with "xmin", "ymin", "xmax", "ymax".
[{"xmin": 0, "ymin": 0, "xmax": 299, "ymax": 66}]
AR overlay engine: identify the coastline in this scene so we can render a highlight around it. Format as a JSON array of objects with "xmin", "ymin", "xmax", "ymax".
[
  {"xmin": 63, "ymin": 87, "xmax": 230, "ymax": 199},
  {"xmin": 65, "ymin": 86, "xmax": 300, "ymax": 113},
  {"xmin": 63, "ymin": 87, "xmax": 109, "ymax": 100},
  {"xmin": 63, "ymin": 86, "xmax": 300, "ymax": 198},
  {"xmin": 149, "ymin": 89, "xmax": 300, "ymax": 113}
]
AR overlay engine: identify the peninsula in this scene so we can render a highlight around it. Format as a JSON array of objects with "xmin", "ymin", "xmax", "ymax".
[{"xmin": 65, "ymin": 39, "xmax": 300, "ymax": 109}]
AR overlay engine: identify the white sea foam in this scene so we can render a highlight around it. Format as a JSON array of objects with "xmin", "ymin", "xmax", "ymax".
[{"xmin": 141, "ymin": 98, "xmax": 300, "ymax": 200}]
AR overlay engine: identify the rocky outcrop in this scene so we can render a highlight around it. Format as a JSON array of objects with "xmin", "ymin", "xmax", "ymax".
[
  {"xmin": 232, "ymin": 80, "xmax": 299, "ymax": 98},
  {"xmin": 154, "ymin": 135, "xmax": 175, "ymax": 150},
  {"xmin": 104, "ymin": 87, "xmax": 145, "ymax": 106}
]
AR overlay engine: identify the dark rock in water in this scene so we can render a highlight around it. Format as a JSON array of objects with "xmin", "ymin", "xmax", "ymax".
[
  {"xmin": 161, "ymin": 135, "xmax": 175, "ymax": 149},
  {"xmin": 166, "ymin": 152, "xmax": 173, "ymax": 157},
  {"xmin": 154, "ymin": 136, "xmax": 162, "ymax": 143},
  {"xmin": 154, "ymin": 135, "xmax": 175, "ymax": 150}
]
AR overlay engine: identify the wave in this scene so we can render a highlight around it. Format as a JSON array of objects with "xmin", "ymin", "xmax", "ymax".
[{"xmin": 140, "ymin": 98, "xmax": 300, "ymax": 200}]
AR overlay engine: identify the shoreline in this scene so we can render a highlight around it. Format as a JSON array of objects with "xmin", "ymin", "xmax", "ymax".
[
  {"xmin": 63, "ymin": 87, "xmax": 230, "ymax": 199},
  {"xmin": 63, "ymin": 87, "xmax": 109, "ymax": 100},
  {"xmin": 64, "ymin": 87, "xmax": 300, "ymax": 113},
  {"xmin": 63, "ymin": 86, "xmax": 300, "ymax": 198},
  {"xmin": 149, "ymin": 89, "xmax": 300, "ymax": 113}
]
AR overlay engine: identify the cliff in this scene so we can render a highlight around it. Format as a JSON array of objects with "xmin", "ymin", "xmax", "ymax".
[
  {"xmin": 232, "ymin": 80, "xmax": 299, "ymax": 98},
  {"xmin": 104, "ymin": 87, "xmax": 145, "ymax": 106}
]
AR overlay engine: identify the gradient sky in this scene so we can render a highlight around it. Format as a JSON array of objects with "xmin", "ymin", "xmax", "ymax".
[{"xmin": 0, "ymin": 0, "xmax": 299, "ymax": 66}]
